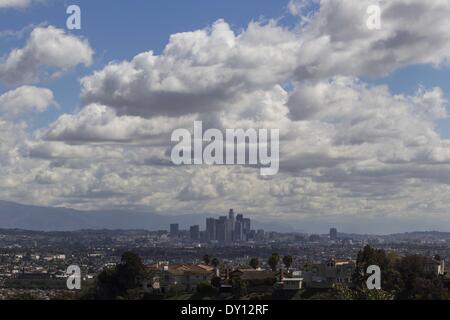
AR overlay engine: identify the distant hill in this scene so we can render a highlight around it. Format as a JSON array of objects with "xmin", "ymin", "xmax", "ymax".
[{"xmin": 0, "ymin": 200, "xmax": 291, "ymax": 232}]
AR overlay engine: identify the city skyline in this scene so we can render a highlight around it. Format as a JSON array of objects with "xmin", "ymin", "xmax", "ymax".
[
  {"xmin": 2, "ymin": 199, "xmax": 450, "ymax": 235},
  {"xmin": 170, "ymin": 209, "xmax": 258, "ymax": 244}
]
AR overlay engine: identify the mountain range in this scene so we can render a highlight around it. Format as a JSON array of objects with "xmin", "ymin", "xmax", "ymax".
[{"xmin": 0, "ymin": 200, "xmax": 291, "ymax": 232}]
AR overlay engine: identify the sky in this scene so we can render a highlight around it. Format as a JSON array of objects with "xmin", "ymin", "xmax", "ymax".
[{"xmin": 1, "ymin": 0, "xmax": 450, "ymax": 234}]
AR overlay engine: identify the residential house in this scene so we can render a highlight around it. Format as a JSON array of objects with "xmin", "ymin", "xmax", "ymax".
[
  {"xmin": 303, "ymin": 258, "xmax": 355, "ymax": 288},
  {"xmin": 146, "ymin": 263, "xmax": 214, "ymax": 293}
]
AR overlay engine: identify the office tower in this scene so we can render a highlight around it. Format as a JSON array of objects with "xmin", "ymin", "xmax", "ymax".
[
  {"xmin": 228, "ymin": 209, "xmax": 235, "ymax": 233},
  {"xmin": 170, "ymin": 223, "xmax": 179, "ymax": 236},
  {"xmin": 330, "ymin": 228, "xmax": 338, "ymax": 240},
  {"xmin": 234, "ymin": 219, "xmax": 244, "ymax": 242},
  {"xmin": 216, "ymin": 216, "xmax": 230, "ymax": 244},
  {"xmin": 229, "ymin": 209, "xmax": 235, "ymax": 221},
  {"xmin": 206, "ymin": 218, "xmax": 217, "ymax": 241},
  {"xmin": 190, "ymin": 225, "xmax": 200, "ymax": 241},
  {"xmin": 242, "ymin": 218, "xmax": 251, "ymax": 240}
]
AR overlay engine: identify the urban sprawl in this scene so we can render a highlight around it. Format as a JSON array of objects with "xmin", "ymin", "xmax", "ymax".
[{"xmin": 0, "ymin": 209, "xmax": 450, "ymax": 300}]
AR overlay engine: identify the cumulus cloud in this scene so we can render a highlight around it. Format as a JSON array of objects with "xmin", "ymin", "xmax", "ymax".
[
  {"xmin": 0, "ymin": 0, "xmax": 30, "ymax": 9},
  {"xmin": 0, "ymin": 26, "xmax": 93, "ymax": 85},
  {"xmin": 287, "ymin": 0, "xmax": 319, "ymax": 17},
  {"xmin": 0, "ymin": 86, "xmax": 56, "ymax": 118},
  {"xmin": 0, "ymin": 22, "xmax": 48, "ymax": 39},
  {"xmin": 283, "ymin": 78, "xmax": 450, "ymax": 181},
  {"xmin": 79, "ymin": 0, "xmax": 450, "ymax": 120},
  {"xmin": 41, "ymin": 104, "xmax": 196, "ymax": 143},
  {"xmin": 293, "ymin": 0, "xmax": 450, "ymax": 79},
  {"xmin": 80, "ymin": 20, "xmax": 299, "ymax": 118}
]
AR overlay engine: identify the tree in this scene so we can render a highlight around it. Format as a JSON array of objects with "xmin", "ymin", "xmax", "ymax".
[
  {"xmin": 283, "ymin": 255, "xmax": 293, "ymax": 270},
  {"xmin": 117, "ymin": 251, "xmax": 145, "ymax": 291},
  {"xmin": 203, "ymin": 254, "xmax": 211, "ymax": 265},
  {"xmin": 211, "ymin": 257, "xmax": 220, "ymax": 269},
  {"xmin": 231, "ymin": 277, "xmax": 247, "ymax": 298},
  {"xmin": 333, "ymin": 284, "xmax": 394, "ymax": 300},
  {"xmin": 195, "ymin": 282, "xmax": 217, "ymax": 298},
  {"xmin": 352, "ymin": 246, "xmax": 448, "ymax": 300},
  {"xmin": 353, "ymin": 245, "xmax": 391, "ymax": 290},
  {"xmin": 211, "ymin": 276, "xmax": 221, "ymax": 288},
  {"xmin": 249, "ymin": 258, "xmax": 260, "ymax": 270},
  {"xmin": 268, "ymin": 253, "xmax": 279, "ymax": 271},
  {"xmin": 407, "ymin": 277, "xmax": 448, "ymax": 300},
  {"xmin": 333, "ymin": 283, "xmax": 357, "ymax": 300},
  {"xmin": 396, "ymin": 255, "xmax": 448, "ymax": 300},
  {"xmin": 93, "ymin": 267, "xmax": 121, "ymax": 299},
  {"xmin": 90, "ymin": 251, "xmax": 145, "ymax": 300}
]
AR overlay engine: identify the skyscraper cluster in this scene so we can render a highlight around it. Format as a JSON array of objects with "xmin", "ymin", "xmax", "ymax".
[
  {"xmin": 206, "ymin": 209, "xmax": 252, "ymax": 244},
  {"xmin": 169, "ymin": 209, "xmax": 257, "ymax": 243}
]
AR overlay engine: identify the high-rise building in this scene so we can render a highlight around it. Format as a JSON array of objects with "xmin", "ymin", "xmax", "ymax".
[
  {"xmin": 330, "ymin": 228, "xmax": 338, "ymax": 240},
  {"xmin": 216, "ymin": 216, "xmax": 231, "ymax": 244},
  {"xmin": 206, "ymin": 218, "xmax": 217, "ymax": 242},
  {"xmin": 190, "ymin": 225, "xmax": 200, "ymax": 241},
  {"xmin": 229, "ymin": 209, "xmax": 235, "ymax": 225},
  {"xmin": 243, "ymin": 218, "xmax": 251, "ymax": 240},
  {"xmin": 228, "ymin": 209, "xmax": 235, "ymax": 240},
  {"xmin": 170, "ymin": 224, "xmax": 179, "ymax": 236},
  {"xmin": 234, "ymin": 220, "xmax": 244, "ymax": 242}
]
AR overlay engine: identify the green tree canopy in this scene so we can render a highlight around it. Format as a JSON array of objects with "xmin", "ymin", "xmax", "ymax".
[
  {"xmin": 283, "ymin": 255, "xmax": 293, "ymax": 270},
  {"xmin": 89, "ymin": 251, "xmax": 145, "ymax": 300},
  {"xmin": 211, "ymin": 257, "xmax": 220, "ymax": 269},
  {"xmin": 249, "ymin": 257, "xmax": 260, "ymax": 270},
  {"xmin": 203, "ymin": 254, "xmax": 211, "ymax": 265},
  {"xmin": 268, "ymin": 253, "xmax": 279, "ymax": 271}
]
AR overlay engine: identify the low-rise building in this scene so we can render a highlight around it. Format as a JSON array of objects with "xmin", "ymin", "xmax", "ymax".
[
  {"xmin": 146, "ymin": 263, "xmax": 214, "ymax": 293},
  {"xmin": 424, "ymin": 256, "xmax": 445, "ymax": 276},
  {"xmin": 303, "ymin": 258, "xmax": 355, "ymax": 288}
]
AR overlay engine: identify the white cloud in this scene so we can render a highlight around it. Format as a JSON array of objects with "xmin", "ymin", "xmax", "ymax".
[
  {"xmin": 0, "ymin": 0, "xmax": 30, "ymax": 9},
  {"xmin": 0, "ymin": 26, "xmax": 93, "ymax": 85},
  {"xmin": 0, "ymin": 22, "xmax": 48, "ymax": 39},
  {"xmin": 277, "ymin": 78, "xmax": 450, "ymax": 219},
  {"xmin": 42, "ymin": 103, "xmax": 196, "ymax": 142},
  {"xmin": 80, "ymin": 20, "xmax": 299, "ymax": 118},
  {"xmin": 0, "ymin": 86, "xmax": 56, "ymax": 118},
  {"xmin": 293, "ymin": 0, "xmax": 450, "ymax": 79},
  {"xmin": 79, "ymin": 0, "xmax": 450, "ymax": 119},
  {"xmin": 287, "ymin": 0, "xmax": 318, "ymax": 17}
]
